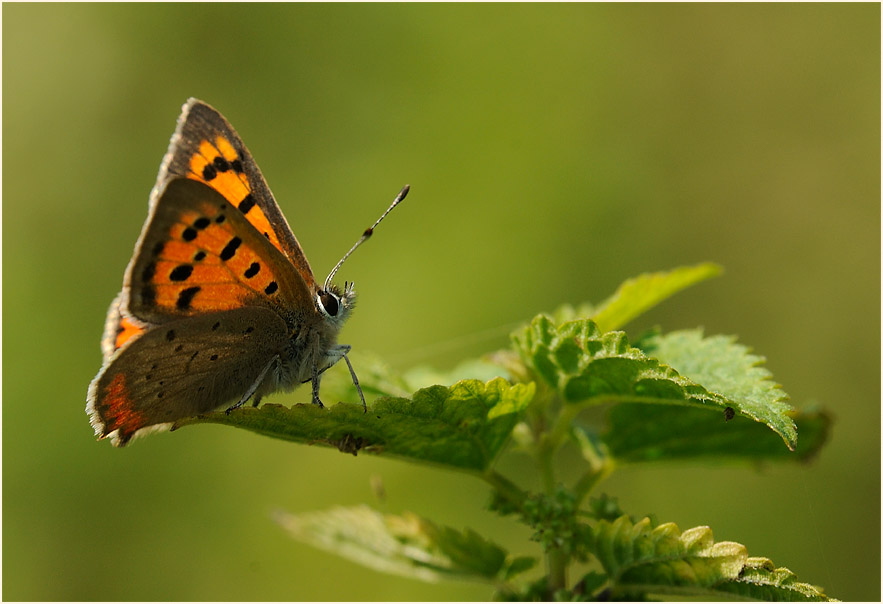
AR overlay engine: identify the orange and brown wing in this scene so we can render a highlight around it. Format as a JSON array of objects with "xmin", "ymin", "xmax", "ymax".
[
  {"xmin": 156, "ymin": 98, "xmax": 318, "ymax": 292},
  {"xmin": 88, "ymin": 306, "xmax": 290, "ymax": 446},
  {"xmin": 100, "ymin": 293, "xmax": 148, "ymax": 359},
  {"xmin": 122, "ymin": 178, "xmax": 312, "ymax": 325}
]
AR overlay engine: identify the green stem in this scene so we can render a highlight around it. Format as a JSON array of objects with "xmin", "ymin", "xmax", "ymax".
[
  {"xmin": 546, "ymin": 547, "xmax": 567, "ymax": 594},
  {"xmin": 571, "ymin": 429, "xmax": 614, "ymax": 506},
  {"xmin": 539, "ymin": 405, "xmax": 571, "ymax": 594},
  {"xmin": 483, "ymin": 470, "xmax": 528, "ymax": 511},
  {"xmin": 572, "ymin": 460, "xmax": 613, "ymax": 507},
  {"xmin": 547, "ymin": 404, "xmax": 580, "ymax": 449},
  {"xmin": 538, "ymin": 434, "xmax": 557, "ymax": 494}
]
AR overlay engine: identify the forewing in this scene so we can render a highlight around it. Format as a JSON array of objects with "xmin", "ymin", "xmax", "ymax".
[
  {"xmin": 87, "ymin": 307, "xmax": 289, "ymax": 446},
  {"xmin": 157, "ymin": 98, "xmax": 318, "ymax": 291},
  {"xmin": 123, "ymin": 178, "xmax": 313, "ymax": 324}
]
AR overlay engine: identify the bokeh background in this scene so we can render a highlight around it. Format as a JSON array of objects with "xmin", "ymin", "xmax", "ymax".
[{"xmin": 3, "ymin": 4, "xmax": 879, "ymax": 601}]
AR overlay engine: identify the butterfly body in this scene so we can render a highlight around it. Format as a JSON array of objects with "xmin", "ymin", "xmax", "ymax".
[{"xmin": 88, "ymin": 99, "xmax": 361, "ymax": 446}]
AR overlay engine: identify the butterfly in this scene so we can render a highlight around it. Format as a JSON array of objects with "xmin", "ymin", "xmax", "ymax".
[{"xmin": 87, "ymin": 98, "xmax": 407, "ymax": 447}]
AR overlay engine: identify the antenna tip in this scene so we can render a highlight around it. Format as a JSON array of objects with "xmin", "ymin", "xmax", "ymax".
[{"xmin": 399, "ymin": 184, "xmax": 410, "ymax": 200}]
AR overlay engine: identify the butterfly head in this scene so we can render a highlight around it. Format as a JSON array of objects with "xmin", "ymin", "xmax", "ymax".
[{"xmin": 317, "ymin": 281, "xmax": 356, "ymax": 327}]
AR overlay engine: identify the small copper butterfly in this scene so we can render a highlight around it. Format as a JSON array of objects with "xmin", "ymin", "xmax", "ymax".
[{"xmin": 87, "ymin": 98, "xmax": 408, "ymax": 446}]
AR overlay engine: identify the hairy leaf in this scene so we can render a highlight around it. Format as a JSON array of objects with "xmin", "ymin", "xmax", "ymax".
[
  {"xmin": 554, "ymin": 263, "xmax": 722, "ymax": 332},
  {"xmin": 514, "ymin": 315, "xmax": 800, "ymax": 450},
  {"xmin": 638, "ymin": 329, "xmax": 796, "ymax": 445},
  {"xmin": 587, "ymin": 516, "xmax": 835, "ymax": 600},
  {"xmin": 274, "ymin": 505, "xmax": 536, "ymax": 584},
  {"xmin": 319, "ymin": 350, "xmax": 414, "ymax": 402},
  {"xmin": 601, "ymin": 403, "xmax": 829, "ymax": 463},
  {"xmin": 175, "ymin": 378, "xmax": 534, "ymax": 473},
  {"xmin": 590, "ymin": 515, "xmax": 746, "ymax": 596},
  {"xmin": 717, "ymin": 557, "xmax": 835, "ymax": 601}
]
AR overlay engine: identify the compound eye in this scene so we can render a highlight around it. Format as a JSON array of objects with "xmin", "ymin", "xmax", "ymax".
[{"xmin": 319, "ymin": 291, "xmax": 340, "ymax": 317}]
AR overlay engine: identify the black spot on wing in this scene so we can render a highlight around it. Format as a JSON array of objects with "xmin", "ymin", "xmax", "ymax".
[
  {"xmin": 176, "ymin": 286, "xmax": 201, "ymax": 310},
  {"xmin": 169, "ymin": 264, "xmax": 193, "ymax": 281},
  {"xmin": 244, "ymin": 262, "xmax": 260, "ymax": 278},
  {"xmin": 238, "ymin": 194, "xmax": 256, "ymax": 214},
  {"xmin": 213, "ymin": 156, "xmax": 230, "ymax": 172},
  {"xmin": 220, "ymin": 236, "xmax": 242, "ymax": 261}
]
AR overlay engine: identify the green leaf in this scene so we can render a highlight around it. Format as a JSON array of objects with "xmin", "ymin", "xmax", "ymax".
[
  {"xmin": 320, "ymin": 350, "xmax": 514, "ymax": 404},
  {"xmin": 513, "ymin": 316, "xmax": 800, "ymax": 450},
  {"xmin": 318, "ymin": 349, "xmax": 414, "ymax": 403},
  {"xmin": 574, "ymin": 571, "xmax": 608, "ymax": 599},
  {"xmin": 586, "ymin": 516, "xmax": 836, "ymax": 601},
  {"xmin": 274, "ymin": 505, "xmax": 536, "ymax": 584},
  {"xmin": 601, "ymin": 403, "xmax": 829, "ymax": 463},
  {"xmin": 175, "ymin": 378, "xmax": 534, "ymax": 473},
  {"xmin": 513, "ymin": 316, "xmax": 706, "ymax": 407},
  {"xmin": 403, "ymin": 358, "xmax": 513, "ymax": 391},
  {"xmin": 638, "ymin": 329, "xmax": 796, "ymax": 446},
  {"xmin": 554, "ymin": 263, "xmax": 722, "ymax": 332},
  {"xmin": 500, "ymin": 555, "xmax": 539, "ymax": 581},
  {"xmin": 717, "ymin": 557, "xmax": 836, "ymax": 601},
  {"xmin": 585, "ymin": 494, "xmax": 626, "ymax": 522},
  {"xmin": 591, "ymin": 515, "xmax": 746, "ymax": 597}
]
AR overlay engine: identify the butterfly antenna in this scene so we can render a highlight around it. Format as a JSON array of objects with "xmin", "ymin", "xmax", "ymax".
[{"xmin": 323, "ymin": 185, "xmax": 410, "ymax": 291}]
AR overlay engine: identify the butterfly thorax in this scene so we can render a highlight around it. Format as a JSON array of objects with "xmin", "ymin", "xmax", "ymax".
[{"xmin": 264, "ymin": 283, "xmax": 356, "ymax": 395}]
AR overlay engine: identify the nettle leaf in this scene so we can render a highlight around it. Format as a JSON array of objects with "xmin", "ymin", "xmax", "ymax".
[
  {"xmin": 638, "ymin": 329, "xmax": 796, "ymax": 444},
  {"xmin": 513, "ymin": 316, "xmax": 715, "ymax": 407},
  {"xmin": 554, "ymin": 263, "xmax": 722, "ymax": 332},
  {"xmin": 591, "ymin": 515, "xmax": 746, "ymax": 596},
  {"xmin": 319, "ymin": 350, "xmax": 414, "ymax": 402},
  {"xmin": 717, "ymin": 556, "xmax": 835, "ymax": 601},
  {"xmin": 513, "ymin": 315, "xmax": 801, "ymax": 451},
  {"xmin": 274, "ymin": 505, "xmax": 536, "ymax": 584},
  {"xmin": 175, "ymin": 378, "xmax": 534, "ymax": 473},
  {"xmin": 601, "ymin": 404, "xmax": 829, "ymax": 463},
  {"xmin": 321, "ymin": 350, "xmax": 514, "ymax": 404},
  {"xmin": 403, "ymin": 358, "xmax": 513, "ymax": 392},
  {"xmin": 587, "ymin": 517, "xmax": 835, "ymax": 600}
]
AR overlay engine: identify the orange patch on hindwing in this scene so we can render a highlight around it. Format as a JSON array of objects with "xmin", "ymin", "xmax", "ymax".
[
  {"xmin": 99, "ymin": 373, "xmax": 147, "ymax": 440},
  {"xmin": 114, "ymin": 315, "xmax": 145, "ymax": 352},
  {"xmin": 187, "ymin": 135, "xmax": 282, "ymax": 250}
]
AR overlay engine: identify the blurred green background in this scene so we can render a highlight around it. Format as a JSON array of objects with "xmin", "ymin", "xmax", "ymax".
[{"xmin": 3, "ymin": 3, "xmax": 879, "ymax": 601}]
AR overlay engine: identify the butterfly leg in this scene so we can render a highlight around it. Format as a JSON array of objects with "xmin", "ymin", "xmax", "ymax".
[
  {"xmin": 226, "ymin": 355, "xmax": 277, "ymax": 414},
  {"xmin": 318, "ymin": 345, "xmax": 367, "ymax": 412},
  {"xmin": 305, "ymin": 344, "xmax": 366, "ymax": 411},
  {"xmin": 341, "ymin": 352, "xmax": 368, "ymax": 413}
]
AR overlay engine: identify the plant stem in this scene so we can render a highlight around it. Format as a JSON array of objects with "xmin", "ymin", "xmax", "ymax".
[
  {"xmin": 538, "ymin": 434, "xmax": 557, "ymax": 494},
  {"xmin": 539, "ymin": 409, "xmax": 569, "ymax": 594},
  {"xmin": 483, "ymin": 470, "xmax": 528, "ymax": 511},
  {"xmin": 571, "ymin": 431, "xmax": 614, "ymax": 506},
  {"xmin": 547, "ymin": 547, "xmax": 568, "ymax": 593},
  {"xmin": 573, "ymin": 461, "xmax": 613, "ymax": 507}
]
